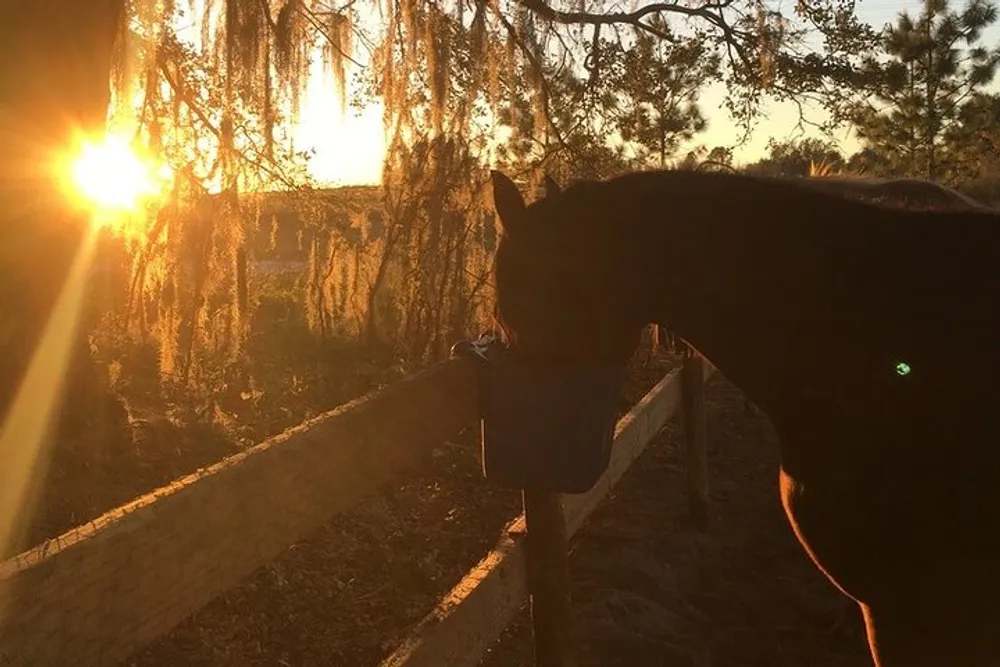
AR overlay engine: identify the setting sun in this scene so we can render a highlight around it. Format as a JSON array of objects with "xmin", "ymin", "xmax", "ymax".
[{"xmin": 66, "ymin": 134, "xmax": 172, "ymax": 214}]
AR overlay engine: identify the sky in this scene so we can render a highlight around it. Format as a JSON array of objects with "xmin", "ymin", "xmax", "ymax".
[
  {"xmin": 294, "ymin": 0, "xmax": 1000, "ymax": 186},
  {"xmin": 293, "ymin": 54, "xmax": 386, "ymax": 187}
]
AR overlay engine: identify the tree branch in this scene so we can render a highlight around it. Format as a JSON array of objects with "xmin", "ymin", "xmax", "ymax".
[
  {"xmin": 511, "ymin": 0, "xmax": 753, "ymax": 71},
  {"xmin": 158, "ymin": 60, "xmax": 308, "ymax": 192},
  {"xmin": 491, "ymin": 5, "xmax": 570, "ymax": 151}
]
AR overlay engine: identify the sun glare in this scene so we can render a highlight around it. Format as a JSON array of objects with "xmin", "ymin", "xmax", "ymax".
[
  {"xmin": 294, "ymin": 55, "xmax": 385, "ymax": 186},
  {"xmin": 0, "ymin": 228, "xmax": 98, "ymax": 568},
  {"xmin": 64, "ymin": 134, "xmax": 172, "ymax": 216}
]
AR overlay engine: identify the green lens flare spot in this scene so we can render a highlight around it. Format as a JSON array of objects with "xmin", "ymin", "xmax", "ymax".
[{"xmin": 895, "ymin": 361, "xmax": 911, "ymax": 376}]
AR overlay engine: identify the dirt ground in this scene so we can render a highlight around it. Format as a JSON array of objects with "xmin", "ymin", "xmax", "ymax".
[
  {"xmin": 116, "ymin": 353, "xmax": 872, "ymax": 667},
  {"xmin": 481, "ymin": 374, "xmax": 871, "ymax": 667}
]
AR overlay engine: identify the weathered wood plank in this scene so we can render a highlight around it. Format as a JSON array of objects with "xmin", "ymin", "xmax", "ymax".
[
  {"xmin": 0, "ymin": 358, "xmax": 479, "ymax": 667},
  {"xmin": 682, "ymin": 352, "xmax": 710, "ymax": 529},
  {"xmin": 379, "ymin": 515, "xmax": 530, "ymax": 667},
  {"xmin": 522, "ymin": 489, "xmax": 576, "ymax": 667},
  {"xmin": 381, "ymin": 364, "xmax": 713, "ymax": 667},
  {"xmin": 562, "ymin": 367, "xmax": 687, "ymax": 537}
]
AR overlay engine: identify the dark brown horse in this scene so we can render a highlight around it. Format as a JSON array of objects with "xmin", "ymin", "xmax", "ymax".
[
  {"xmin": 490, "ymin": 168, "xmax": 1000, "ymax": 667},
  {"xmin": 793, "ymin": 174, "xmax": 992, "ymax": 212}
]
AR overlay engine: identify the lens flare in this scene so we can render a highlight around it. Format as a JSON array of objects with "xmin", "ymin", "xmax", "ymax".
[{"xmin": 65, "ymin": 134, "xmax": 172, "ymax": 216}]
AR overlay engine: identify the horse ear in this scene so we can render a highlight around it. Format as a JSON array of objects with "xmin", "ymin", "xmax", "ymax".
[
  {"xmin": 491, "ymin": 170, "xmax": 527, "ymax": 234},
  {"xmin": 543, "ymin": 174, "xmax": 562, "ymax": 198}
]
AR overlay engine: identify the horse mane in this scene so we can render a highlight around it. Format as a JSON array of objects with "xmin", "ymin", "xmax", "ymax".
[{"xmin": 800, "ymin": 163, "xmax": 991, "ymax": 212}]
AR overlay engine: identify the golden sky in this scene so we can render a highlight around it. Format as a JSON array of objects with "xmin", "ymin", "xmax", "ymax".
[
  {"xmin": 293, "ymin": 67, "xmax": 861, "ymax": 187},
  {"xmin": 294, "ymin": 55, "xmax": 386, "ymax": 186}
]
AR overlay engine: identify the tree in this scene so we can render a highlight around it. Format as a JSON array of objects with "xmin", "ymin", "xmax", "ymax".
[
  {"xmin": 849, "ymin": 0, "xmax": 1000, "ymax": 180},
  {"xmin": 2, "ymin": 0, "xmax": 888, "ymax": 206},
  {"xmin": 491, "ymin": 49, "xmax": 637, "ymax": 183},
  {"xmin": 0, "ymin": 0, "xmax": 896, "ymax": 555},
  {"xmin": 492, "ymin": 23, "xmax": 721, "ymax": 180},
  {"xmin": 843, "ymin": 147, "xmax": 894, "ymax": 176},
  {"xmin": 941, "ymin": 91, "xmax": 1000, "ymax": 182},
  {"xmin": 597, "ymin": 26, "xmax": 721, "ymax": 168},
  {"xmin": 0, "ymin": 0, "xmax": 892, "ymax": 436},
  {"xmin": 744, "ymin": 137, "xmax": 845, "ymax": 176},
  {"xmin": 704, "ymin": 146, "xmax": 735, "ymax": 168}
]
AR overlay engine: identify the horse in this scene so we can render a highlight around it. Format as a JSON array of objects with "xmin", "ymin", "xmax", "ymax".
[
  {"xmin": 489, "ymin": 168, "xmax": 1000, "ymax": 667},
  {"xmin": 711, "ymin": 174, "xmax": 989, "ymax": 417},
  {"xmin": 791, "ymin": 174, "xmax": 992, "ymax": 212}
]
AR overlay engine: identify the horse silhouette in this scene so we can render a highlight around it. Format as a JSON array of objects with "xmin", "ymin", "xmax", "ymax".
[
  {"xmin": 793, "ymin": 174, "xmax": 991, "ymax": 212},
  {"xmin": 490, "ymin": 168, "xmax": 1000, "ymax": 667}
]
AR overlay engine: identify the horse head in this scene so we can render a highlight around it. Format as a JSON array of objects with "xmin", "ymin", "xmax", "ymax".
[{"xmin": 491, "ymin": 170, "xmax": 647, "ymax": 368}]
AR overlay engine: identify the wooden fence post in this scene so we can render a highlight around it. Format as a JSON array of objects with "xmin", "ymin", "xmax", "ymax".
[
  {"xmin": 522, "ymin": 490, "xmax": 577, "ymax": 667},
  {"xmin": 681, "ymin": 349, "xmax": 710, "ymax": 530}
]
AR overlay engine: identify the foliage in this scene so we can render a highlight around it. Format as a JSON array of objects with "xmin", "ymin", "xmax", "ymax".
[
  {"xmin": 743, "ymin": 137, "xmax": 846, "ymax": 176},
  {"xmin": 95, "ymin": 0, "xmax": 904, "ymax": 401},
  {"xmin": 11, "ymin": 0, "xmax": 1000, "ymax": 565},
  {"xmin": 13, "ymin": 0, "xmax": 1000, "ymax": 457},
  {"xmin": 942, "ymin": 91, "xmax": 1000, "ymax": 182},
  {"xmin": 847, "ymin": 0, "xmax": 1000, "ymax": 180},
  {"xmin": 594, "ymin": 28, "xmax": 721, "ymax": 168},
  {"xmin": 100, "ymin": 0, "xmax": 328, "ymax": 407},
  {"xmin": 492, "ymin": 59, "xmax": 637, "ymax": 183}
]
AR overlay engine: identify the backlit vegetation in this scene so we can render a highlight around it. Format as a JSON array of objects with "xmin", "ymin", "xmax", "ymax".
[{"xmin": 4, "ymin": 0, "xmax": 1000, "ymax": 555}]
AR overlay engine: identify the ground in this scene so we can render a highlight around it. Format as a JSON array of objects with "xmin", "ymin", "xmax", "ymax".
[
  {"xmin": 481, "ymin": 374, "xmax": 870, "ymax": 667},
  {"xmin": 115, "ymin": 354, "xmax": 871, "ymax": 667}
]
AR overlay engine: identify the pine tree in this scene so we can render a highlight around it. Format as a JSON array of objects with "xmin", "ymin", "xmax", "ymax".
[
  {"xmin": 942, "ymin": 91, "xmax": 1000, "ymax": 182},
  {"xmin": 850, "ymin": 0, "xmax": 1000, "ymax": 180},
  {"xmin": 599, "ymin": 25, "xmax": 721, "ymax": 169}
]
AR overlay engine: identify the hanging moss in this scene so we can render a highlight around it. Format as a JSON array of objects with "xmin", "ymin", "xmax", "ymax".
[{"xmin": 102, "ymin": 0, "xmax": 573, "ymax": 382}]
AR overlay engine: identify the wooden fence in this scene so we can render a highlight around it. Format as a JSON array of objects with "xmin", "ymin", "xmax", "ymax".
[{"xmin": 0, "ymin": 352, "xmax": 712, "ymax": 667}]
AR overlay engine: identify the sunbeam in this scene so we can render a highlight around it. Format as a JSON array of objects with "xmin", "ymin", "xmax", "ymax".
[{"xmin": 0, "ymin": 225, "xmax": 100, "ymax": 563}]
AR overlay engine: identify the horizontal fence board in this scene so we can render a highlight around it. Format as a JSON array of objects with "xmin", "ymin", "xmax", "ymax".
[
  {"xmin": 0, "ymin": 358, "xmax": 479, "ymax": 667},
  {"xmin": 380, "ymin": 514, "xmax": 530, "ymax": 667},
  {"xmin": 380, "ymin": 363, "xmax": 715, "ymax": 667}
]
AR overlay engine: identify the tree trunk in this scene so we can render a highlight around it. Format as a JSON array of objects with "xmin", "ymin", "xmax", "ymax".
[
  {"xmin": 1, "ymin": 1, "xmax": 126, "ymax": 428},
  {"xmin": 1, "ymin": 1, "xmax": 125, "ymax": 193}
]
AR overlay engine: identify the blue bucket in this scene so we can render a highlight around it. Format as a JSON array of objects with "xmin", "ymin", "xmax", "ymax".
[{"xmin": 452, "ymin": 334, "xmax": 627, "ymax": 494}]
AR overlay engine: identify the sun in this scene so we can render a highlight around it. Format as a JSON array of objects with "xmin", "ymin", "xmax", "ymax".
[{"xmin": 62, "ymin": 133, "xmax": 172, "ymax": 220}]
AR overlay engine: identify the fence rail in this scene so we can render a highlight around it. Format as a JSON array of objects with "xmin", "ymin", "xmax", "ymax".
[
  {"xmin": 380, "ymin": 358, "xmax": 712, "ymax": 667},
  {"xmin": 0, "ymin": 360, "xmax": 478, "ymax": 667},
  {"xmin": 0, "ymin": 351, "xmax": 712, "ymax": 667}
]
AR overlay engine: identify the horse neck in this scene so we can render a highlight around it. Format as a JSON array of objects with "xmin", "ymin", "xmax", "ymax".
[{"xmin": 612, "ymin": 176, "xmax": 848, "ymax": 417}]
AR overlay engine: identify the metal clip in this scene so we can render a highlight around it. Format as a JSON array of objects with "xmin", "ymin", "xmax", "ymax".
[{"xmin": 450, "ymin": 331, "xmax": 501, "ymax": 363}]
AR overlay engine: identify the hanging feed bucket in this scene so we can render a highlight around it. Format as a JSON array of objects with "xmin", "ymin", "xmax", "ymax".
[{"xmin": 451, "ymin": 333, "xmax": 627, "ymax": 494}]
